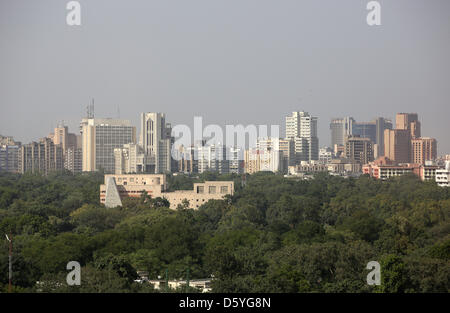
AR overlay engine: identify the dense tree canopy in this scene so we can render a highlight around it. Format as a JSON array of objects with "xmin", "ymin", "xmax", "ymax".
[{"xmin": 0, "ymin": 171, "xmax": 448, "ymax": 293}]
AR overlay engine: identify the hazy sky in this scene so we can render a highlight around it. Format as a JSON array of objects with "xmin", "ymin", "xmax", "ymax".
[{"xmin": 1, "ymin": 0, "xmax": 449, "ymax": 153}]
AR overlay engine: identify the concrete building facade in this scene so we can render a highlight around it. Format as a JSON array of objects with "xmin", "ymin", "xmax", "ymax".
[
  {"xmin": 19, "ymin": 138, "xmax": 63, "ymax": 175},
  {"xmin": 345, "ymin": 136, "xmax": 374, "ymax": 165},
  {"xmin": 384, "ymin": 129, "xmax": 411, "ymax": 164},
  {"xmin": 411, "ymin": 137, "xmax": 437, "ymax": 165},
  {"xmin": 81, "ymin": 118, "xmax": 136, "ymax": 173},
  {"xmin": 100, "ymin": 174, "xmax": 234, "ymax": 210}
]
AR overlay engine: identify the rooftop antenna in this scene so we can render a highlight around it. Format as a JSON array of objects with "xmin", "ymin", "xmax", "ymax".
[{"xmin": 87, "ymin": 98, "xmax": 95, "ymax": 119}]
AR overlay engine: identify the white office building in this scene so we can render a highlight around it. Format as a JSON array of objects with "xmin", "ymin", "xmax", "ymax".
[
  {"xmin": 80, "ymin": 118, "xmax": 136, "ymax": 174},
  {"xmin": 285, "ymin": 111, "xmax": 319, "ymax": 162},
  {"xmin": 139, "ymin": 113, "xmax": 173, "ymax": 174}
]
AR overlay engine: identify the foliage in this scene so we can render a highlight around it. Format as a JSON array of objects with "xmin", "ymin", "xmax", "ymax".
[{"xmin": 0, "ymin": 171, "xmax": 448, "ymax": 293}]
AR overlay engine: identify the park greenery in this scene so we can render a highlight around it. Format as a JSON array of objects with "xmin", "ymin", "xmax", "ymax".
[{"xmin": 0, "ymin": 170, "xmax": 448, "ymax": 293}]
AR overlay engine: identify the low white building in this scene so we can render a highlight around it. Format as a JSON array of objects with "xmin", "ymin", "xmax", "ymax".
[
  {"xmin": 148, "ymin": 279, "xmax": 212, "ymax": 293},
  {"xmin": 436, "ymin": 161, "xmax": 450, "ymax": 187}
]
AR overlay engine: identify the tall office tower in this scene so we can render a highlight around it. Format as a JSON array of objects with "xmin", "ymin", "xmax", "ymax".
[
  {"xmin": 197, "ymin": 144, "xmax": 229, "ymax": 174},
  {"xmin": 352, "ymin": 122, "xmax": 377, "ymax": 144},
  {"xmin": 139, "ymin": 113, "xmax": 173, "ymax": 174},
  {"xmin": 80, "ymin": 118, "xmax": 136, "ymax": 173},
  {"xmin": 19, "ymin": 138, "xmax": 63, "ymax": 174},
  {"xmin": 375, "ymin": 117, "xmax": 393, "ymax": 157},
  {"xmin": 114, "ymin": 143, "xmax": 152, "ymax": 175},
  {"xmin": 286, "ymin": 111, "xmax": 319, "ymax": 162},
  {"xmin": 411, "ymin": 137, "xmax": 437, "ymax": 165},
  {"xmin": 0, "ymin": 144, "xmax": 20, "ymax": 173},
  {"xmin": 384, "ymin": 129, "xmax": 411, "ymax": 163},
  {"xmin": 330, "ymin": 117, "xmax": 354, "ymax": 148},
  {"xmin": 344, "ymin": 136, "xmax": 374, "ymax": 165},
  {"xmin": 396, "ymin": 113, "xmax": 421, "ymax": 138},
  {"xmin": 278, "ymin": 138, "xmax": 295, "ymax": 169}
]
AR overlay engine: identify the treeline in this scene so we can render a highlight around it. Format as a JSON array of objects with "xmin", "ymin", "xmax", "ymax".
[{"xmin": 0, "ymin": 171, "xmax": 448, "ymax": 292}]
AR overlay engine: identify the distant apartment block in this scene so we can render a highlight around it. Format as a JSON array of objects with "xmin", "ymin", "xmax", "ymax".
[
  {"xmin": 0, "ymin": 135, "xmax": 21, "ymax": 146},
  {"xmin": 175, "ymin": 145, "xmax": 198, "ymax": 174},
  {"xmin": 100, "ymin": 174, "xmax": 234, "ymax": 210},
  {"xmin": 244, "ymin": 145, "xmax": 283, "ymax": 174},
  {"xmin": 197, "ymin": 144, "xmax": 229, "ymax": 174},
  {"xmin": 0, "ymin": 144, "xmax": 20, "ymax": 173},
  {"xmin": 411, "ymin": 137, "xmax": 437, "ymax": 165},
  {"xmin": 65, "ymin": 147, "xmax": 82, "ymax": 174},
  {"xmin": 19, "ymin": 138, "xmax": 63, "ymax": 174},
  {"xmin": 49, "ymin": 123, "xmax": 82, "ymax": 174},
  {"xmin": 0, "ymin": 135, "xmax": 21, "ymax": 173}
]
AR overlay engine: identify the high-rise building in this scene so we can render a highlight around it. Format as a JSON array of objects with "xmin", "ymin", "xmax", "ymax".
[
  {"xmin": 278, "ymin": 138, "xmax": 295, "ymax": 169},
  {"xmin": 81, "ymin": 118, "xmax": 136, "ymax": 173},
  {"xmin": 375, "ymin": 117, "xmax": 393, "ymax": 157},
  {"xmin": 49, "ymin": 123, "xmax": 82, "ymax": 174},
  {"xmin": 384, "ymin": 129, "xmax": 411, "ymax": 163},
  {"xmin": 114, "ymin": 143, "xmax": 153, "ymax": 175},
  {"xmin": 330, "ymin": 117, "xmax": 354, "ymax": 148},
  {"xmin": 352, "ymin": 122, "xmax": 377, "ymax": 144},
  {"xmin": 176, "ymin": 145, "xmax": 198, "ymax": 174},
  {"xmin": 0, "ymin": 144, "xmax": 20, "ymax": 173},
  {"xmin": 344, "ymin": 136, "xmax": 374, "ymax": 165},
  {"xmin": 396, "ymin": 113, "xmax": 421, "ymax": 138},
  {"xmin": 286, "ymin": 111, "xmax": 319, "ymax": 162},
  {"xmin": 228, "ymin": 146, "xmax": 244, "ymax": 174},
  {"xmin": 65, "ymin": 147, "xmax": 82, "ymax": 174},
  {"xmin": 0, "ymin": 135, "xmax": 21, "ymax": 146},
  {"xmin": 139, "ymin": 113, "xmax": 173, "ymax": 174},
  {"xmin": 19, "ymin": 138, "xmax": 63, "ymax": 174},
  {"xmin": 244, "ymin": 147, "xmax": 283, "ymax": 174},
  {"xmin": 330, "ymin": 117, "xmax": 391, "ymax": 158},
  {"xmin": 49, "ymin": 124, "xmax": 78, "ymax": 153},
  {"xmin": 411, "ymin": 137, "xmax": 437, "ymax": 165}
]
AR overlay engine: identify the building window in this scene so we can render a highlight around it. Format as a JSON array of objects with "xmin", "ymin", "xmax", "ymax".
[
  {"xmin": 209, "ymin": 186, "xmax": 216, "ymax": 194},
  {"xmin": 197, "ymin": 186, "xmax": 204, "ymax": 194},
  {"xmin": 220, "ymin": 186, "xmax": 228, "ymax": 194}
]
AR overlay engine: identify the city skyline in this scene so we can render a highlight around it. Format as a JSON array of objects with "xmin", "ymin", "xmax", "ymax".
[
  {"xmin": 1, "ymin": 0, "xmax": 449, "ymax": 154},
  {"xmin": 1, "ymin": 109, "xmax": 447, "ymax": 156}
]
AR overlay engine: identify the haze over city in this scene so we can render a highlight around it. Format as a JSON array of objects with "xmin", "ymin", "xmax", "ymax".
[{"xmin": 1, "ymin": 0, "xmax": 449, "ymax": 154}]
